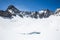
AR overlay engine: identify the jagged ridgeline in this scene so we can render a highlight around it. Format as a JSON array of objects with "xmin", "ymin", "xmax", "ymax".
[{"xmin": 0, "ymin": 5, "xmax": 60, "ymax": 19}]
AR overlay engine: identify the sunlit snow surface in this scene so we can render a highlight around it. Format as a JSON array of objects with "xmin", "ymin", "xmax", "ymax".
[{"xmin": 0, "ymin": 15, "xmax": 60, "ymax": 40}]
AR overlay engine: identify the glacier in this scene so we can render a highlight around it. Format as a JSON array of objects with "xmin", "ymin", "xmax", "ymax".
[
  {"xmin": 0, "ymin": 5, "xmax": 60, "ymax": 40},
  {"xmin": 0, "ymin": 15, "xmax": 60, "ymax": 40}
]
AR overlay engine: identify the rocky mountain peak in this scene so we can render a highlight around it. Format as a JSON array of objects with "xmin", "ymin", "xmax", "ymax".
[{"xmin": 0, "ymin": 5, "xmax": 60, "ymax": 19}]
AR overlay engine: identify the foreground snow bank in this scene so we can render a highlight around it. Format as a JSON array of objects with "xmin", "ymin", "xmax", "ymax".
[{"xmin": 0, "ymin": 15, "xmax": 60, "ymax": 40}]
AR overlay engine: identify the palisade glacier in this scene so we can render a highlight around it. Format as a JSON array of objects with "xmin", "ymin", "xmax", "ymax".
[{"xmin": 0, "ymin": 5, "xmax": 60, "ymax": 40}]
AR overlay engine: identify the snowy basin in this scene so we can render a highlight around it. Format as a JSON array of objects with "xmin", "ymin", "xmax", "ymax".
[{"xmin": 0, "ymin": 15, "xmax": 60, "ymax": 40}]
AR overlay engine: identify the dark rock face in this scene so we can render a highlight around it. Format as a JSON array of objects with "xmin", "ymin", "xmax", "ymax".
[
  {"xmin": 43, "ymin": 9, "xmax": 52, "ymax": 18},
  {"xmin": 6, "ymin": 5, "xmax": 21, "ymax": 16},
  {"xmin": 0, "ymin": 5, "xmax": 54, "ymax": 19},
  {"xmin": 23, "ymin": 11, "xmax": 31, "ymax": 17},
  {"xmin": 39, "ymin": 9, "xmax": 53, "ymax": 18},
  {"xmin": 32, "ymin": 11, "xmax": 38, "ymax": 19},
  {"xmin": 6, "ymin": 5, "xmax": 20, "ymax": 13},
  {"xmin": 39, "ymin": 13, "xmax": 44, "ymax": 18},
  {"xmin": 0, "ymin": 10, "xmax": 12, "ymax": 18}
]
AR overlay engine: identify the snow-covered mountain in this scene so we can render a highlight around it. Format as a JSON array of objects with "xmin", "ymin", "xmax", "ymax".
[
  {"xmin": 0, "ymin": 5, "xmax": 56, "ymax": 19},
  {"xmin": 38, "ymin": 9, "xmax": 54, "ymax": 18},
  {"xmin": 55, "ymin": 8, "xmax": 60, "ymax": 16},
  {"xmin": 0, "ymin": 5, "xmax": 60, "ymax": 40}
]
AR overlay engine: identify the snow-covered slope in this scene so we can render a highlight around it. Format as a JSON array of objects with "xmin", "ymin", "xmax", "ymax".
[{"xmin": 0, "ymin": 15, "xmax": 60, "ymax": 40}]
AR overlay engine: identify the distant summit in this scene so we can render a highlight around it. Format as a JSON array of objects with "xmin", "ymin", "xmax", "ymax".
[
  {"xmin": 38, "ymin": 9, "xmax": 53, "ymax": 18},
  {"xmin": 0, "ymin": 5, "xmax": 60, "ymax": 19},
  {"xmin": 55, "ymin": 8, "xmax": 60, "ymax": 16},
  {"xmin": 7, "ymin": 5, "xmax": 16, "ymax": 9}
]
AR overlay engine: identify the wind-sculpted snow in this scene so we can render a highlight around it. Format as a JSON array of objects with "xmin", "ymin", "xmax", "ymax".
[
  {"xmin": 28, "ymin": 32, "xmax": 40, "ymax": 35},
  {"xmin": 19, "ymin": 32, "xmax": 40, "ymax": 35}
]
